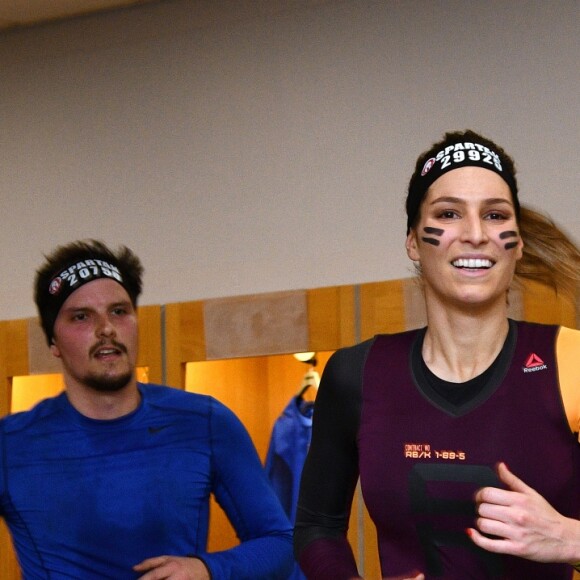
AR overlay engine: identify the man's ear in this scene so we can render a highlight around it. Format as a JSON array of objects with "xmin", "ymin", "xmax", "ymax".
[
  {"xmin": 406, "ymin": 230, "xmax": 420, "ymax": 261},
  {"xmin": 50, "ymin": 341, "xmax": 61, "ymax": 359}
]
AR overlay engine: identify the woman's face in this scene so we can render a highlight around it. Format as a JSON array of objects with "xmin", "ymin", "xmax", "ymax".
[{"xmin": 405, "ymin": 166, "xmax": 523, "ymax": 309}]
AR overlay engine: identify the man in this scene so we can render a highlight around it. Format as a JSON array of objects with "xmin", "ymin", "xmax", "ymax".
[{"xmin": 0, "ymin": 239, "xmax": 293, "ymax": 579}]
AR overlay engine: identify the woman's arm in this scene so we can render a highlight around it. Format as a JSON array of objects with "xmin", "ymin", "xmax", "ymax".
[{"xmin": 294, "ymin": 341, "xmax": 370, "ymax": 579}]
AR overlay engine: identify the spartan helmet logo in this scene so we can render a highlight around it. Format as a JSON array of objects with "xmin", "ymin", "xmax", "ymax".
[
  {"xmin": 48, "ymin": 277, "xmax": 63, "ymax": 295},
  {"xmin": 421, "ymin": 157, "xmax": 436, "ymax": 176}
]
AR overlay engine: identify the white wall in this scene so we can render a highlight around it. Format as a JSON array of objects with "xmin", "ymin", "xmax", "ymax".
[{"xmin": 0, "ymin": 0, "xmax": 578, "ymax": 320}]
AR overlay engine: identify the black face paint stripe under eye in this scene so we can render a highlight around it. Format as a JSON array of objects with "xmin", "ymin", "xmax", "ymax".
[
  {"xmin": 421, "ymin": 227, "xmax": 443, "ymax": 246},
  {"xmin": 424, "ymin": 227, "xmax": 444, "ymax": 236},
  {"xmin": 499, "ymin": 230, "xmax": 519, "ymax": 250}
]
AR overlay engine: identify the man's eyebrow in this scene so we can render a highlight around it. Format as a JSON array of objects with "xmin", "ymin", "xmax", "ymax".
[
  {"xmin": 60, "ymin": 305, "xmax": 91, "ymax": 313},
  {"xmin": 109, "ymin": 300, "xmax": 132, "ymax": 307},
  {"xmin": 61, "ymin": 300, "xmax": 132, "ymax": 313}
]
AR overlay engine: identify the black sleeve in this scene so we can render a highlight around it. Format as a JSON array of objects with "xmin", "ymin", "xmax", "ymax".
[{"xmin": 294, "ymin": 339, "xmax": 371, "ymax": 558}]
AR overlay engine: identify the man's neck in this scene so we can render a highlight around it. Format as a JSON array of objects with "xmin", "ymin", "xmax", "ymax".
[{"xmin": 64, "ymin": 380, "xmax": 141, "ymax": 420}]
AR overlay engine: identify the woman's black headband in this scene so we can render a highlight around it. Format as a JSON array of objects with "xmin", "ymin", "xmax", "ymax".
[{"xmin": 406, "ymin": 140, "xmax": 519, "ymax": 234}]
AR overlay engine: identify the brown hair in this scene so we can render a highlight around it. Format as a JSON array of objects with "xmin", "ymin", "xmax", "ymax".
[
  {"xmin": 34, "ymin": 239, "xmax": 144, "ymax": 345},
  {"xmin": 516, "ymin": 206, "xmax": 580, "ymax": 297}
]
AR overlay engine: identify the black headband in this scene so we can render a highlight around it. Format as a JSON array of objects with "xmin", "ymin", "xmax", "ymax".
[
  {"xmin": 406, "ymin": 140, "xmax": 519, "ymax": 234},
  {"xmin": 45, "ymin": 258, "xmax": 127, "ymax": 340}
]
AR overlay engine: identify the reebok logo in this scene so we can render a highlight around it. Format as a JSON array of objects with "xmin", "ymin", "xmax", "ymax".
[{"xmin": 522, "ymin": 353, "xmax": 547, "ymax": 373}]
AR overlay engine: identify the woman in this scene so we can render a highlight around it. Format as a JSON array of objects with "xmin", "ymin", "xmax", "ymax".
[{"xmin": 294, "ymin": 130, "xmax": 580, "ymax": 579}]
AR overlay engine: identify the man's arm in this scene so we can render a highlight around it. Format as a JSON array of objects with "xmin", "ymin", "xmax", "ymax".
[
  {"xmin": 198, "ymin": 398, "xmax": 294, "ymax": 579},
  {"xmin": 134, "ymin": 396, "xmax": 293, "ymax": 580}
]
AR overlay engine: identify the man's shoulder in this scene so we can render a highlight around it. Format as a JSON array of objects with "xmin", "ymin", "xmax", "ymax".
[
  {"xmin": 140, "ymin": 384, "xmax": 242, "ymax": 429},
  {"xmin": 140, "ymin": 383, "xmax": 216, "ymax": 413},
  {"xmin": 0, "ymin": 393, "xmax": 65, "ymax": 434}
]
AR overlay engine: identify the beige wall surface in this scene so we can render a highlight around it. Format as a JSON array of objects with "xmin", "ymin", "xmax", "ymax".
[{"xmin": 0, "ymin": 0, "xmax": 578, "ymax": 320}]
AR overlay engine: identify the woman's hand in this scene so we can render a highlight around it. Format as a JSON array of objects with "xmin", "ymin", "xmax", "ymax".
[{"xmin": 468, "ymin": 462, "xmax": 580, "ymax": 564}]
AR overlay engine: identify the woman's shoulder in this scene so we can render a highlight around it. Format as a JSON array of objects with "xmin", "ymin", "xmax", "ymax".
[
  {"xmin": 328, "ymin": 328, "xmax": 422, "ymax": 376},
  {"xmin": 329, "ymin": 338, "xmax": 374, "ymax": 366}
]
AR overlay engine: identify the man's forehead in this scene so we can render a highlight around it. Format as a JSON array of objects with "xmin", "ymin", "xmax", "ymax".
[{"xmin": 59, "ymin": 278, "xmax": 131, "ymax": 309}]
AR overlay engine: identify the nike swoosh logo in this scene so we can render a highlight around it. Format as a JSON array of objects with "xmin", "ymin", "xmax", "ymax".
[{"xmin": 148, "ymin": 424, "xmax": 172, "ymax": 434}]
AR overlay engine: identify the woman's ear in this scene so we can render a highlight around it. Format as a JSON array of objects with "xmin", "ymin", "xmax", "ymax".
[
  {"xmin": 406, "ymin": 230, "xmax": 420, "ymax": 261},
  {"xmin": 515, "ymin": 236, "xmax": 524, "ymax": 261}
]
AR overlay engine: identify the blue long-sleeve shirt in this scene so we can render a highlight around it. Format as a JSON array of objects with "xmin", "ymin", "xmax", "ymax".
[{"xmin": 0, "ymin": 383, "xmax": 293, "ymax": 579}]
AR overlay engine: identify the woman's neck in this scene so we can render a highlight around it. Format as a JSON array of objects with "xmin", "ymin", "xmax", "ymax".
[{"xmin": 422, "ymin": 299, "xmax": 510, "ymax": 383}]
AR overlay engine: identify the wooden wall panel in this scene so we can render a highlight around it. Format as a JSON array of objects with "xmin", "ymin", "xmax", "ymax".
[
  {"xmin": 164, "ymin": 301, "xmax": 205, "ymax": 388},
  {"xmin": 360, "ymin": 279, "xmax": 407, "ymax": 340},
  {"xmin": 27, "ymin": 319, "xmax": 61, "ymax": 375},
  {"xmin": 0, "ymin": 520, "xmax": 20, "ymax": 580},
  {"xmin": 308, "ymin": 285, "xmax": 356, "ymax": 350},
  {"xmin": 136, "ymin": 305, "xmax": 163, "ymax": 384},
  {"xmin": 165, "ymin": 286, "xmax": 355, "ymax": 388},
  {"xmin": 1, "ymin": 320, "xmax": 29, "ymax": 381},
  {"xmin": 521, "ymin": 280, "xmax": 577, "ymax": 328},
  {"xmin": 203, "ymin": 291, "xmax": 308, "ymax": 360},
  {"xmin": 0, "ymin": 320, "xmax": 28, "ymax": 418}
]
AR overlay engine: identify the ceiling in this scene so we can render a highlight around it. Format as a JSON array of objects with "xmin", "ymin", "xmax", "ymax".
[{"xmin": 0, "ymin": 0, "xmax": 161, "ymax": 31}]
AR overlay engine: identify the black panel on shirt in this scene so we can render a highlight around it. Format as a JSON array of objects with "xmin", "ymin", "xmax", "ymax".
[{"xmin": 411, "ymin": 319, "xmax": 518, "ymax": 415}]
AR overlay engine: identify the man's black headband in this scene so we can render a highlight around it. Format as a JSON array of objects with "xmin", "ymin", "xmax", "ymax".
[{"xmin": 45, "ymin": 258, "xmax": 127, "ymax": 341}]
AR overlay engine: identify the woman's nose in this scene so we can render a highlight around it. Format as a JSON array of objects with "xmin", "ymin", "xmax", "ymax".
[{"xmin": 460, "ymin": 214, "xmax": 489, "ymax": 246}]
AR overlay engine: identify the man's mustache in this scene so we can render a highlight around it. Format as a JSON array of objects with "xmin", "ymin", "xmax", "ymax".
[{"xmin": 89, "ymin": 340, "xmax": 127, "ymax": 357}]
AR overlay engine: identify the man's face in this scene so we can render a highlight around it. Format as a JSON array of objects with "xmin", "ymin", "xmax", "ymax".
[{"xmin": 50, "ymin": 278, "xmax": 138, "ymax": 394}]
